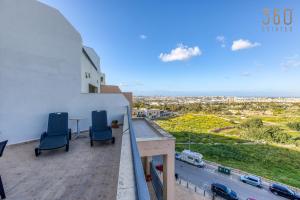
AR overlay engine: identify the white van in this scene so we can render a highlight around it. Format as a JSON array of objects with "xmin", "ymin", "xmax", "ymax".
[{"xmin": 178, "ymin": 150, "xmax": 205, "ymax": 167}]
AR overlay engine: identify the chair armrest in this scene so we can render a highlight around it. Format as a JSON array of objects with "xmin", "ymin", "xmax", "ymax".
[
  {"xmin": 41, "ymin": 132, "xmax": 47, "ymax": 140},
  {"xmin": 68, "ymin": 129, "xmax": 72, "ymax": 140},
  {"xmin": 89, "ymin": 126, "xmax": 92, "ymax": 137}
]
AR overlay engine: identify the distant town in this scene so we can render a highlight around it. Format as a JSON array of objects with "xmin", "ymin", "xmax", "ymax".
[
  {"xmin": 133, "ymin": 96, "xmax": 300, "ymax": 119},
  {"xmin": 134, "ymin": 96, "xmax": 300, "ymax": 105}
]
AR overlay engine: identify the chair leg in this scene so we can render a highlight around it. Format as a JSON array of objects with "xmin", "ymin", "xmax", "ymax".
[
  {"xmin": 35, "ymin": 148, "xmax": 40, "ymax": 157},
  {"xmin": 90, "ymin": 140, "xmax": 93, "ymax": 147},
  {"xmin": 65, "ymin": 144, "xmax": 69, "ymax": 152},
  {"xmin": 112, "ymin": 137, "xmax": 115, "ymax": 144},
  {"xmin": 0, "ymin": 176, "xmax": 6, "ymax": 199}
]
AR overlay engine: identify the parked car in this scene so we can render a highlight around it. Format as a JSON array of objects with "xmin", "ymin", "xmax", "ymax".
[
  {"xmin": 155, "ymin": 164, "xmax": 163, "ymax": 172},
  {"xmin": 178, "ymin": 149, "xmax": 205, "ymax": 167},
  {"xmin": 269, "ymin": 183, "xmax": 300, "ymax": 199},
  {"xmin": 240, "ymin": 175, "xmax": 262, "ymax": 188},
  {"xmin": 211, "ymin": 183, "xmax": 238, "ymax": 200},
  {"xmin": 175, "ymin": 152, "xmax": 181, "ymax": 160}
]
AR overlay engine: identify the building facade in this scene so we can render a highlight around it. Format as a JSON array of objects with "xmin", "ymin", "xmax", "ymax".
[
  {"xmin": 81, "ymin": 46, "xmax": 106, "ymax": 93},
  {"xmin": 0, "ymin": 1, "xmax": 174, "ymax": 199},
  {"xmin": 133, "ymin": 108, "xmax": 161, "ymax": 119},
  {"xmin": 0, "ymin": 0, "xmax": 128, "ymax": 144}
]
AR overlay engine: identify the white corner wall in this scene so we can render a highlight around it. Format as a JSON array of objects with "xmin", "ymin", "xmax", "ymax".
[
  {"xmin": 83, "ymin": 46, "xmax": 101, "ymax": 70},
  {"xmin": 0, "ymin": 0, "xmax": 129, "ymax": 144},
  {"xmin": 81, "ymin": 52, "xmax": 102, "ymax": 93}
]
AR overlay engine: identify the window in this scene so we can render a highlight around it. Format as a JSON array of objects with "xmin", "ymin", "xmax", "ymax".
[
  {"xmin": 248, "ymin": 177, "xmax": 258, "ymax": 182},
  {"xmin": 226, "ymin": 187, "xmax": 232, "ymax": 193},
  {"xmin": 88, "ymin": 84, "xmax": 98, "ymax": 93},
  {"xmin": 187, "ymin": 156, "xmax": 194, "ymax": 160},
  {"xmin": 217, "ymin": 186, "xmax": 225, "ymax": 193},
  {"xmin": 286, "ymin": 188, "xmax": 294, "ymax": 195}
]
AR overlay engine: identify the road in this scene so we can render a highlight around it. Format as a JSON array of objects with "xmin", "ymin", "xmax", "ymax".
[{"xmin": 153, "ymin": 156, "xmax": 285, "ymax": 200}]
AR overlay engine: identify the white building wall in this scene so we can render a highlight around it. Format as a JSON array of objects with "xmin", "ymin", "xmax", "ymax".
[
  {"xmin": 81, "ymin": 51, "xmax": 102, "ymax": 93},
  {"xmin": 0, "ymin": 0, "xmax": 129, "ymax": 144},
  {"xmin": 83, "ymin": 46, "xmax": 100, "ymax": 70}
]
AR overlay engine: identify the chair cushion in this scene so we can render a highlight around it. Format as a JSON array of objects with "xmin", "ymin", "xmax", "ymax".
[
  {"xmin": 39, "ymin": 135, "xmax": 67, "ymax": 150},
  {"xmin": 47, "ymin": 112, "xmax": 68, "ymax": 136},
  {"xmin": 92, "ymin": 111, "xmax": 108, "ymax": 131},
  {"xmin": 91, "ymin": 129, "xmax": 112, "ymax": 141}
]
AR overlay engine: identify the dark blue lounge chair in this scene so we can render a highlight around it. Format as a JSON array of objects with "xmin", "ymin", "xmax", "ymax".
[
  {"xmin": 35, "ymin": 112, "xmax": 71, "ymax": 156},
  {"xmin": 89, "ymin": 111, "xmax": 115, "ymax": 146},
  {"xmin": 0, "ymin": 140, "xmax": 8, "ymax": 199}
]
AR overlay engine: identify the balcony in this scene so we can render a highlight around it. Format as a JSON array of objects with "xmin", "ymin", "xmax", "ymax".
[
  {"xmin": 0, "ymin": 107, "xmax": 151, "ymax": 200},
  {"xmin": 1, "ymin": 129, "xmax": 121, "ymax": 199}
]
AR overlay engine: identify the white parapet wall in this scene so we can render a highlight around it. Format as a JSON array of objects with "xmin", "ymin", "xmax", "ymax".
[
  {"xmin": 0, "ymin": 0, "xmax": 129, "ymax": 144},
  {"xmin": 117, "ymin": 111, "xmax": 137, "ymax": 200}
]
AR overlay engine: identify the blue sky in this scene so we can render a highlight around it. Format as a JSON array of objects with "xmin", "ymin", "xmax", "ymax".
[{"xmin": 40, "ymin": 0, "xmax": 300, "ymax": 97}]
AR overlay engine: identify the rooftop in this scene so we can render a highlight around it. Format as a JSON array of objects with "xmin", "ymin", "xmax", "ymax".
[
  {"xmin": 0, "ymin": 129, "xmax": 122, "ymax": 200},
  {"xmin": 133, "ymin": 118, "xmax": 175, "ymax": 141},
  {"xmin": 133, "ymin": 119, "xmax": 163, "ymax": 139}
]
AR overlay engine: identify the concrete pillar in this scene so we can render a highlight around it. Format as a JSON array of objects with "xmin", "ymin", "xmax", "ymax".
[
  {"xmin": 141, "ymin": 157, "xmax": 147, "ymax": 175},
  {"xmin": 163, "ymin": 153, "xmax": 175, "ymax": 200},
  {"xmin": 145, "ymin": 156, "xmax": 152, "ymax": 176}
]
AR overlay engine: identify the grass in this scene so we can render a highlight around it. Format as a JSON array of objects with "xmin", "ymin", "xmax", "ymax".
[
  {"xmin": 260, "ymin": 116, "xmax": 300, "ymax": 124},
  {"xmin": 259, "ymin": 116, "xmax": 300, "ymax": 138},
  {"xmin": 156, "ymin": 114, "xmax": 300, "ymax": 188},
  {"xmin": 171, "ymin": 131, "xmax": 249, "ymax": 144},
  {"xmin": 176, "ymin": 143, "xmax": 300, "ymax": 188},
  {"xmin": 157, "ymin": 114, "xmax": 232, "ymax": 133}
]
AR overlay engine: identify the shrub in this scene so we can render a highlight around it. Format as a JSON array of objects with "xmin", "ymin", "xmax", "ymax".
[
  {"xmin": 224, "ymin": 111, "xmax": 233, "ymax": 115},
  {"xmin": 287, "ymin": 122, "xmax": 300, "ymax": 131},
  {"xmin": 265, "ymin": 126, "xmax": 291, "ymax": 143},
  {"xmin": 240, "ymin": 118, "xmax": 263, "ymax": 129},
  {"xmin": 242, "ymin": 126, "xmax": 291, "ymax": 144}
]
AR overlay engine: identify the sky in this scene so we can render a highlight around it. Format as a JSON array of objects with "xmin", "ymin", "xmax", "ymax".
[{"xmin": 40, "ymin": 0, "xmax": 300, "ymax": 97}]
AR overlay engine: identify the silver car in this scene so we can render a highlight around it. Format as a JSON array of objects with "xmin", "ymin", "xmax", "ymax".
[{"xmin": 240, "ymin": 175, "xmax": 262, "ymax": 188}]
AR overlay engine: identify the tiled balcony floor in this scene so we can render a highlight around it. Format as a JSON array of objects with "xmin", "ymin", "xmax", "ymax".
[{"xmin": 0, "ymin": 128, "xmax": 122, "ymax": 200}]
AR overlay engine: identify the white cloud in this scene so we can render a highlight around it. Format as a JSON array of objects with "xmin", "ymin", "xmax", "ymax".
[
  {"xmin": 253, "ymin": 61, "xmax": 264, "ymax": 68},
  {"xmin": 216, "ymin": 35, "xmax": 226, "ymax": 48},
  {"xmin": 241, "ymin": 72, "xmax": 251, "ymax": 77},
  {"xmin": 231, "ymin": 39, "xmax": 260, "ymax": 51},
  {"xmin": 281, "ymin": 54, "xmax": 300, "ymax": 71},
  {"xmin": 139, "ymin": 34, "xmax": 147, "ymax": 40},
  {"xmin": 159, "ymin": 44, "xmax": 202, "ymax": 62}
]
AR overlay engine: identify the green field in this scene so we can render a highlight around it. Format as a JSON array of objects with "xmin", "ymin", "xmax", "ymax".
[{"xmin": 156, "ymin": 114, "xmax": 300, "ymax": 188}]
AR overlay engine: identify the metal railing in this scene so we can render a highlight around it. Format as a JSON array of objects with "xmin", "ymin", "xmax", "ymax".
[
  {"xmin": 127, "ymin": 106, "xmax": 150, "ymax": 200},
  {"xmin": 150, "ymin": 162, "xmax": 163, "ymax": 200}
]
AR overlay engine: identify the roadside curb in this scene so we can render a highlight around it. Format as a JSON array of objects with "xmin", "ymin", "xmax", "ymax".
[{"xmin": 203, "ymin": 159, "xmax": 300, "ymax": 193}]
